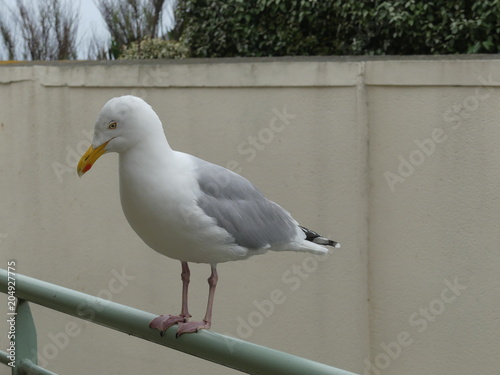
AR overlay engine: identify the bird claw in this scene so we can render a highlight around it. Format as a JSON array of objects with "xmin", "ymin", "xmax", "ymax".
[
  {"xmin": 149, "ymin": 314, "xmax": 188, "ymax": 336},
  {"xmin": 176, "ymin": 320, "xmax": 211, "ymax": 338}
]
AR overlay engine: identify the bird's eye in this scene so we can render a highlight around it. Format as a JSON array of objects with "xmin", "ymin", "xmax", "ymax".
[{"xmin": 108, "ymin": 121, "xmax": 117, "ymax": 130}]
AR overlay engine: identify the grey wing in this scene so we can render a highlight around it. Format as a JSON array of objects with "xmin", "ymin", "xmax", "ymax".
[{"xmin": 193, "ymin": 157, "xmax": 301, "ymax": 249}]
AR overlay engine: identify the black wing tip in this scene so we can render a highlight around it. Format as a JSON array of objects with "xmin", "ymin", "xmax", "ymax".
[
  {"xmin": 331, "ymin": 241, "xmax": 341, "ymax": 248},
  {"xmin": 299, "ymin": 226, "xmax": 341, "ymax": 248}
]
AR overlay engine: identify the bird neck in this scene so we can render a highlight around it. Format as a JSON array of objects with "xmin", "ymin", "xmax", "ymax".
[{"xmin": 119, "ymin": 133, "xmax": 175, "ymax": 174}]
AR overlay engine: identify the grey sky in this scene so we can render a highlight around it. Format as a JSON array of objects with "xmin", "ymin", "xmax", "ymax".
[
  {"xmin": 75, "ymin": 0, "xmax": 109, "ymax": 58},
  {"xmin": 77, "ymin": 0, "xmax": 109, "ymax": 40}
]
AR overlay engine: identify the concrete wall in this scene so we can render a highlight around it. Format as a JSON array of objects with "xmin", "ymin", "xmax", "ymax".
[{"xmin": 0, "ymin": 57, "xmax": 498, "ymax": 375}]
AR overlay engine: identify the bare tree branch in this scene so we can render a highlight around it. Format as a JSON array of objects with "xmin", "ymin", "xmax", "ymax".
[
  {"xmin": 86, "ymin": 33, "xmax": 112, "ymax": 60},
  {"xmin": 0, "ymin": 21, "xmax": 16, "ymax": 60},
  {"xmin": 1, "ymin": 0, "xmax": 176, "ymax": 60},
  {"xmin": 0, "ymin": 0, "xmax": 79, "ymax": 60},
  {"xmin": 95, "ymin": 0, "xmax": 174, "ymax": 58}
]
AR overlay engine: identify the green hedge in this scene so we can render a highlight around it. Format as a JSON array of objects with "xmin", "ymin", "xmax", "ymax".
[
  {"xmin": 175, "ymin": 0, "xmax": 500, "ymax": 57},
  {"xmin": 120, "ymin": 37, "xmax": 189, "ymax": 59}
]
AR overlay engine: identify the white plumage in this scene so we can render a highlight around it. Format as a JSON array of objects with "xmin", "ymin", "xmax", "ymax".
[{"xmin": 77, "ymin": 95, "xmax": 339, "ymax": 336}]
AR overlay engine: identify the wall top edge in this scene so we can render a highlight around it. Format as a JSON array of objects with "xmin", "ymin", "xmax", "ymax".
[
  {"xmin": 1, "ymin": 56, "xmax": 500, "ymax": 87},
  {"xmin": 1, "ymin": 54, "xmax": 500, "ymax": 67}
]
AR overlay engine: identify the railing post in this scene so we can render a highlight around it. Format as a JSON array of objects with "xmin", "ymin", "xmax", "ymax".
[{"xmin": 13, "ymin": 299, "xmax": 37, "ymax": 375}]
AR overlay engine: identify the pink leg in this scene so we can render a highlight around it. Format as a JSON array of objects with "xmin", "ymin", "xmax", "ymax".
[
  {"xmin": 149, "ymin": 262, "xmax": 192, "ymax": 335},
  {"xmin": 180, "ymin": 262, "xmax": 192, "ymax": 318},
  {"xmin": 176, "ymin": 265, "xmax": 218, "ymax": 337}
]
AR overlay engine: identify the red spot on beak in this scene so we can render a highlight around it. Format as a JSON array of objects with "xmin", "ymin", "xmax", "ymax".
[{"xmin": 83, "ymin": 164, "xmax": 92, "ymax": 173}]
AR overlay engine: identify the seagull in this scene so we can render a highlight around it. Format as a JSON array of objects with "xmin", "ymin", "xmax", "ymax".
[{"xmin": 77, "ymin": 95, "xmax": 340, "ymax": 337}]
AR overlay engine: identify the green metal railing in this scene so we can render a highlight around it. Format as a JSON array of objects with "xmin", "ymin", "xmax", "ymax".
[{"xmin": 0, "ymin": 268, "xmax": 358, "ymax": 375}]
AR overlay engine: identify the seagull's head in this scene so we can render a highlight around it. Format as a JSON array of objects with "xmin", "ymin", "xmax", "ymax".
[{"xmin": 77, "ymin": 95, "xmax": 164, "ymax": 177}]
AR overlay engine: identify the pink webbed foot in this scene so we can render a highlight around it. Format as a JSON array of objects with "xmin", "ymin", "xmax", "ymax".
[
  {"xmin": 176, "ymin": 320, "xmax": 211, "ymax": 337},
  {"xmin": 149, "ymin": 314, "xmax": 189, "ymax": 336}
]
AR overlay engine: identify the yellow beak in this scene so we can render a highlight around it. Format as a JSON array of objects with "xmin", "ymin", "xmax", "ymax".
[{"xmin": 77, "ymin": 141, "xmax": 109, "ymax": 177}]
